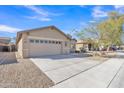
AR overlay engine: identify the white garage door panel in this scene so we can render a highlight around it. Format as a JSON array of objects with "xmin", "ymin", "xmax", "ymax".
[{"xmin": 29, "ymin": 43, "xmax": 61, "ymax": 57}]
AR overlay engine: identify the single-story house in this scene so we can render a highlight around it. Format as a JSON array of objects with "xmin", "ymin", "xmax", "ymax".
[
  {"xmin": 0, "ymin": 37, "xmax": 16, "ymax": 52},
  {"xmin": 76, "ymin": 40, "xmax": 93, "ymax": 52},
  {"xmin": 16, "ymin": 26, "xmax": 71, "ymax": 58}
]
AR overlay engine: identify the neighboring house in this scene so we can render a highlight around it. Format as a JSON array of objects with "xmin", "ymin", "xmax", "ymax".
[
  {"xmin": 16, "ymin": 26, "xmax": 71, "ymax": 58},
  {"xmin": 0, "ymin": 37, "xmax": 15, "ymax": 52},
  {"xmin": 76, "ymin": 40, "xmax": 93, "ymax": 52}
]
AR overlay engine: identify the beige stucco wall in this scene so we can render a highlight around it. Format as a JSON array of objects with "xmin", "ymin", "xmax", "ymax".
[
  {"xmin": 17, "ymin": 38, "xmax": 23, "ymax": 58},
  {"xmin": 76, "ymin": 43, "xmax": 83, "ymax": 51},
  {"xmin": 17, "ymin": 33, "xmax": 29, "ymax": 58},
  {"xmin": 17, "ymin": 27, "xmax": 71, "ymax": 58},
  {"xmin": 22, "ymin": 33, "xmax": 29, "ymax": 58},
  {"xmin": 29, "ymin": 28, "xmax": 69, "ymax": 40},
  {"xmin": 76, "ymin": 43, "xmax": 89, "ymax": 51}
]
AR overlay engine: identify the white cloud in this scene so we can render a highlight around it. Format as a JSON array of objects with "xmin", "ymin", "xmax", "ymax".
[
  {"xmin": 39, "ymin": 17, "xmax": 51, "ymax": 21},
  {"xmin": 89, "ymin": 20, "xmax": 96, "ymax": 23},
  {"xmin": 24, "ymin": 5, "xmax": 49, "ymax": 17},
  {"xmin": 0, "ymin": 24, "xmax": 22, "ymax": 33},
  {"xmin": 114, "ymin": 5, "xmax": 124, "ymax": 9},
  {"xmin": 80, "ymin": 5, "xmax": 85, "ymax": 8},
  {"xmin": 92, "ymin": 6, "xmax": 107, "ymax": 18},
  {"xmin": 114, "ymin": 5, "xmax": 124, "ymax": 14},
  {"xmin": 80, "ymin": 22, "xmax": 87, "ymax": 26},
  {"xmin": 27, "ymin": 16, "xmax": 51, "ymax": 21},
  {"xmin": 24, "ymin": 5, "xmax": 62, "ymax": 21}
]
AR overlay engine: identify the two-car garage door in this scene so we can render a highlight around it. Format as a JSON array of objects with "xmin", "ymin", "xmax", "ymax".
[{"xmin": 28, "ymin": 39, "xmax": 62, "ymax": 57}]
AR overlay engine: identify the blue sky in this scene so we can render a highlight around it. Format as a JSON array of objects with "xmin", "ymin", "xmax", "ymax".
[{"xmin": 0, "ymin": 5, "xmax": 123, "ymax": 38}]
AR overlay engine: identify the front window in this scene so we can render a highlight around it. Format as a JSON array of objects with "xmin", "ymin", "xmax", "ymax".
[
  {"xmin": 58, "ymin": 41, "xmax": 61, "ymax": 44},
  {"xmin": 40, "ymin": 40, "xmax": 43, "ymax": 43},
  {"xmin": 29, "ymin": 39, "xmax": 34, "ymax": 43},
  {"xmin": 52, "ymin": 41, "xmax": 55, "ymax": 44},
  {"xmin": 45, "ymin": 40, "xmax": 47, "ymax": 43},
  {"xmin": 56, "ymin": 41, "xmax": 58, "ymax": 44},
  {"xmin": 49, "ymin": 40, "xmax": 51, "ymax": 43},
  {"xmin": 35, "ymin": 40, "xmax": 39, "ymax": 43}
]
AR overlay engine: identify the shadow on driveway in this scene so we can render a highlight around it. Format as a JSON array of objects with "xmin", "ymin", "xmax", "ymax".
[{"xmin": 31, "ymin": 53, "xmax": 91, "ymax": 60}]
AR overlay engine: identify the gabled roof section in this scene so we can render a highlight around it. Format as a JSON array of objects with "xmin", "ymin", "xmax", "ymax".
[{"xmin": 16, "ymin": 25, "xmax": 71, "ymax": 44}]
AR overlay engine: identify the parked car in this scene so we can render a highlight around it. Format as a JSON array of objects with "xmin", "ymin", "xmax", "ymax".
[
  {"xmin": 101, "ymin": 47, "xmax": 116, "ymax": 51},
  {"xmin": 75, "ymin": 50, "xmax": 80, "ymax": 53}
]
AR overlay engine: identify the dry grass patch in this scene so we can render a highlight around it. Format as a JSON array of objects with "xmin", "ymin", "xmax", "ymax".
[{"xmin": 0, "ymin": 59, "xmax": 54, "ymax": 88}]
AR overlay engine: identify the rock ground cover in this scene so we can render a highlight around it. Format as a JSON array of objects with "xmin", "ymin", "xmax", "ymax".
[{"xmin": 0, "ymin": 59, "xmax": 54, "ymax": 88}]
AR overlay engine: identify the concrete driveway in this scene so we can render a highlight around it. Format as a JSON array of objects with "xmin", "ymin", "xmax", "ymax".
[
  {"xmin": 30, "ymin": 54, "xmax": 102, "ymax": 84},
  {"xmin": 30, "ymin": 52, "xmax": 124, "ymax": 88}
]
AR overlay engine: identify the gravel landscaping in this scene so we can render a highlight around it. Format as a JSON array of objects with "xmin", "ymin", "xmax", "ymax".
[{"xmin": 0, "ymin": 59, "xmax": 54, "ymax": 88}]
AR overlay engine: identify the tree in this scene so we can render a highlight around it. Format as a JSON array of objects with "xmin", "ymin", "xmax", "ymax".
[
  {"xmin": 98, "ymin": 11, "xmax": 124, "ymax": 51},
  {"xmin": 66, "ymin": 34, "xmax": 72, "ymax": 39},
  {"xmin": 75, "ymin": 22, "xmax": 101, "ymax": 50},
  {"xmin": 75, "ymin": 11, "xmax": 124, "ymax": 56},
  {"xmin": 77, "ymin": 12, "xmax": 124, "ymax": 51}
]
